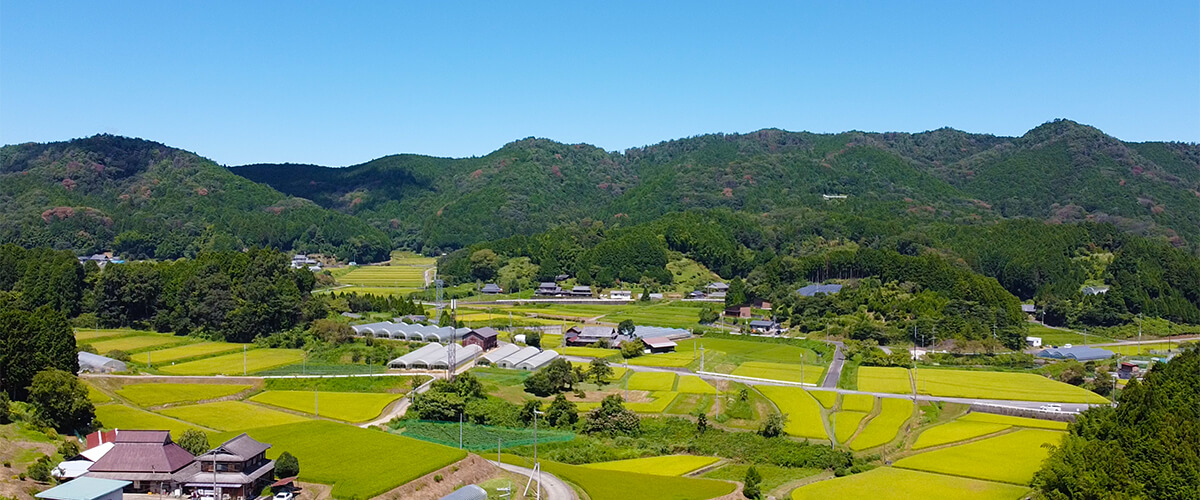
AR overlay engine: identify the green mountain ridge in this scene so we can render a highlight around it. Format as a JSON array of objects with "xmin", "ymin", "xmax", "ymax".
[{"xmin": 232, "ymin": 120, "xmax": 1200, "ymax": 253}]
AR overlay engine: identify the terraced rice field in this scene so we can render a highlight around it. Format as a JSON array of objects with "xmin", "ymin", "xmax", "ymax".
[
  {"xmin": 1104, "ymin": 342, "xmax": 1190, "ymax": 355},
  {"xmin": 810, "ymin": 391, "xmax": 837, "ymax": 409},
  {"xmin": 664, "ymin": 393, "xmax": 715, "ymax": 415},
  {"xmin": 562, "ymin": 346, "xmax": 621, "ymax": 358},
  {"xmin": 249, "ymin": 391, "xmax": 402, "ymax": 422},
  {"xmin": 85, "ymin": 335, "xmax": 189, "ymax": 354},
  {"xmin": 678, "ymin": 338, "xmax": 822, "ymax": 364},
  {"xmin": 95, "ymin": 404, "xmax": 211, "ymax": 437},
  {"xmin": 840, "ymin": 394, "xmax": 876, "ymax": 412},
  {"xmin": 577, "ymin": 392, "xmax": 680, "ymax": 413},
  {"xmin": 958, "ymin": 412, "xmax": 1069, "ymax": 430},
  {"xmin": 916, "ymin": 368, "xmax": 1109, "ymax": 403},
  {"xmin": 74, "ymin": 328, "xmax": 142, "ymax": 341},
  {"xmin": 131, "ymin": 342, "xmax": 243, "ymax": 364},
  {"xmin": 857, "ymin": 367, "xmax": 913, "ymax": 394},
  {"xmin": 86, "ymin": 383, "xmax": 112, "ymax": 403},
  {"xmin": 158, "ymin": 401, "xmax": 309, "ymax": 431},
  {"xmin": 338, "ymin": 265, "xmax": 428, "ymax": 287},
  {"xmin": 894, "ymin": 429, "xmax": 1064, "ymax": 484},
  {"xmin": 911, "ymin": 420, "xmax": 1011, "ymax": 450},
  {"xmin": 624, "ymin": 351, "xmax": 695, "ymax": 367},
  {"xmin": 833, "ymin": 411, "xmax": 868, "ymax": 443},
  {"xmin": 158, "ymin": 348, "xmax": 304, "ymax": 375},
  {"xmin": 675, "ymin": 375, "xmax": 716, "ymax": 394},
  {"xmin": 601, "ymin": 302, "xmax": 707, "ymax": 328},
  {"xmin": 627, "ymin": 372, "xmax": 677, "ymax": 391},
  {"xmin": 703, "ymin": 464, "xmax": 822, "ymax": 493},
  {"xmin": 850, "ymin": 398, "xmax": 913, "ymax": 451},
  {"xmin": 790, "ymin": 467, "xmax": 1030, "ymax": 500},
  {"xmin": 495, "ymin": 455, "xmax": 736, "ymax": 500},
  {"xmin": 232, "ymin": 421, "xmax": 466, "ymax": 500},
  {"xmin": 756, "ymin": 386, "xmax": 827, "ymax": 440},
  {"xmin": 730, "ymin": 361, "xmax": 824, "ymax": 385},
  {"xmin": 581, "ymin": 455, "xmax": 721, "ymax": 476},
  {"xmin": 116, "ymin": 383, "xmax": 251, "ymax": 407},
  {"xmin": 508, "ymin": 304, "xmax": 622, "ymax": 319}
]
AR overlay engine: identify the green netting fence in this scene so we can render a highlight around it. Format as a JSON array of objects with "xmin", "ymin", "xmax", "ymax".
[{"xmin": 394, "ymin": 420, "xmax": 575, "ymax": 451}]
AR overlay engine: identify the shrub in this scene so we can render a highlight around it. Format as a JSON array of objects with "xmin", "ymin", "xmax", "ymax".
[
  {"xmin": 106, "ymin": 350, "xmax": 131, "ymax": 362},
  {"xmin": 743, "ymin": 466, "xmax": 762, "ymax": 499},
  {"xmin": 758, "ymin": 413, "xmax": 786, "ymax": 438},
  {"xmin": 275, "ymin": 452, "xmax": 300, "ymax": 479},
  {"xmin": 178, "ymin": 428, "xmax": 210, "ymax": 456}
]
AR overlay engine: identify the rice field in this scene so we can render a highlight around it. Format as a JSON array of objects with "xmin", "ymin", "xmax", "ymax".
[
  {"xmin": 338, "ymin": 265, "xmax": 429, "ymax": 287},
  {"xmin": 916, "ymin": 368, "xmax": 1109, "ymax": 403},
  {"xmin": 581, "ymin": 455, "xmax": 721, "ymax": 476},
  {"xmin": 840, "ymin": 394, "xmax": 876, "ymax": 413},
  {"xmin": 157, "ymin": 401, "xmax": 309, "ymax": 431},
  {"xmin": 95, "ymin": 404, "xmax": 213, "ymax": 437},
  {"xmin": 116, "ymin": 383, "xmax": 252, "ymax": 407},
  {"xmin": 74, "ymin": 328, "xmax": 142, "ymax": 341},
  {"xmin": 131, "ymin": 342, "xmax": 244, "ymax": 364},
  {"xmin": 893, "ymin": 429, "xmax": 1065, "ymax": 484},
  {"xmin": 957, "ymin": 412, "xmax": 1070, "ymax": 430},
  {"xmin": 703, "ymin": 464, "xmax": 822, "ymax": 493},
  {"xmin": 494, "ymin": 454, "xmax": 736, "ymax": 500},
  {"xmin": 601, "ymin": 302, "xmax": 707, "ymax": 328},
  {"xmin": 157, "ymin": 348, "xmax": 304, "ymax": 375},
  {"xmin": 1103, "ymin": 342, "xmax": 1189, "ymax": 355},
  {"xmin": 562, "ymin": 346, "xmax": 621, "ymax": 359},
  {"xmin": 577, "ymin": 391, "xmax": 680, "ymax": 413},
  {"xmin": 810, "ymin": 391, "xmax": 837, "ymax": 409},
  {"xmin": 675, "ymin": 375, "xmax": 717, "ymax": 394},
  {"xmin": 232, "ymin": 420, "xmax": 466, "ymax": 500},
  {"xmin": 249, "ymin": 390, "xmax": 402, "ymax": 422},
  {"xmin": 626, "ymin": 372, "xmax": 677, "ymax": 391},
  {"xmin": 86, "ymin": 383, "xmax": 112, "ymax": 403},
  {"xmin": 1026, "ymin": 323, "xmax": 1113, "ymax": 345},
  {"xmin": 833, "ymin": 411, "xmax": 868, "ymax": 443},
  {"xmin": 664, "ymin": 393, "xmax": 715, "ymax": 415},
  {"xmin": 789, "ymin": 467, "xmax": 1031, "ymax": 500},
  {"xmin": 857, "ymin": 367, "xmax": 913, "ymax": 394},
  {"xmin": 730, "ymin": 361, "xmax": 824, "ymax": 385},
  {"xmin": 756, "ymin": 386, "xmax": 828, "ymax": 440},
  {"xmin": 677, "ymin": 338, "xmax": 822, "ymax": 365},
  {"xmin": 911, "ymin": 420, "xmax": 1011, "ymax": 450},
  {"xmin": 85, "ymin": 334, "xmax": 189, "ymax": 354},
  {"xmin": 624, "ymin": 351, "xmax": 696, "ymax": 367},
  {"xmin": 849, "ymin": 398, "xmax": 913, "ymax": 451}
]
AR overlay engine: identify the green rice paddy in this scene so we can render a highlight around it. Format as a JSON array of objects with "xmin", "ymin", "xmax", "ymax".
[
  {"xmin": 158, "ymin": 401, "xmax": 309, "ymax": 431},
  {"xmin": 756, "ymin": 386, "xmax": 827, "ymax": 440},
  {"xmin": 627, "ymin": 372, "xmax": 677, "ymax": 391},
  {"xmin": 730, "ymin": 361, "xmax": 824, "ymax": 385},
  {"xmin": 157, "ymin": 348, "xmax": 304, "ymax": 375},
  {"xmin": 131, "ymin": 342, "xmax": 244, "ymax": 364},
  {"xmin": 841, "ymin": 394, "xmax": 876, "ymax": 412},
  {"xmin": 249, "ymin": 390, "xmax": 401, "ymax": 422},
  {"xmin": 911, "ymin": 420, "xmax": 1011, "ymax": 450},
  {"xmin": 833, "ymin": 411, "xmax": 868, "ymax": 443},
  {"xmin": 581, "ymin": 455, "xmax": 721, "ymax": 476},
  {"xmin": 116, "ymin": 383, "xmax": 251, "ymax": 407},
  {"xmin": 74, "ymin": 328, "xmax": 142, "ymax": 341},
  {"xmin": 95, "ymin": 404, "xmax": 213, "ymax": 437},
  {"xmin": 857, "ymin": 366, "xmax": 913, "ymax": 394},
  {"xmin": 494, "ymin": 455, "xmax": 736, "ymax": 500},
  {"xmin": 958, "ymin": 412, "xmax": 1070, "ymax": 430},
  {"xmin": 338, "ymin": 265, "xmax": 429, "ymax": 288},
  {"xmin": 809, "ymin": 390, "xmax": 837, "ymax": 409},
  {"xmin": 675, "ymin": 375, "xmax": 717, "ymax": 394},
  {"xmin": 916, "ymin": 368, "xmax": 1109, "ymax": 403},
  {"xmin": 849, "ymin": 398, "xmax": 913, "ymax": 451},
  {"xmin": 893, "ymin": 429, "xmax": 1065, "ymax": 484},
  {"xmin": 85, "ymin": 335, "xmax": 189, "ymax": 354}
]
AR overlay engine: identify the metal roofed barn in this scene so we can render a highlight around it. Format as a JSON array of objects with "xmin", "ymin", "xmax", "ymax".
[
  {"xmin": 36, "ymin": 477, "xmax": 130, "ymax": 500},
  {"xmin": 495, "ymin": 346, "xmax": 542, "ymax": 368},
  {"xmin": 1038, "ymin": 346, "xmax": 1116, "ymax": 361},
  {"xmin": 477, "ymin": 344, "xmax": 522, "ymax": 366},
  {"xmin": 796, "ymin": 283, "xmax": 844, "ymax": 297},
  {"xmin": 514, "ymin": 349, "xmax": 560, "ymax": 370}
]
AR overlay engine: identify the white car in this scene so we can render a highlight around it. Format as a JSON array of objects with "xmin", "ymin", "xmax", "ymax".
[
  {"xmin": 273, "ymin": 492, "xmax": 294, "ymax": 500},
  {"xmin": 1040, "ymin": 404, "xmax": 1063, "ymax": 413}
]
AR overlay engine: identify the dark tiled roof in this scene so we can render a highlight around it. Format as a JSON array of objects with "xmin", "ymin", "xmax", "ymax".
[
  {"xmin": 88, "ymin": 440, "xmax": 196, "ymax": 473},
  {"xmin": 113, "ymin": 430, "xmax": 171, "ymax": 443},
  {"xmin": 203, "ymin": 433, "xmax": 270, "ymax": 461},
  {"xmin": 469, "ymin": 327, "xmax": 500, "ymax": 339}
]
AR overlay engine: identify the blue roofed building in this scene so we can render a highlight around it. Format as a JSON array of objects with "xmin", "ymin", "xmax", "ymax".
[
  {"xmin": 36, "ymin": 477, "xmax": 130, "ymax": 500},
  {"xmin": 796, "ymin": 284, "xmax": 843, "ymax": 297},
  {"xmin": 1037, "ymin": 346, "xmax": 1115, "ymax": 361}
]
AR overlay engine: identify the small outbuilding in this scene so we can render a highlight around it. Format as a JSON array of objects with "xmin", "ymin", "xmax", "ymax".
[
  {"xmin": 78, "ymin": 352, "xmax": 127, "ymax": 373},
  {"xmin": 748, "ymin": 319, "xmax": 780, "ymax": 334},
  {"xmin": 569, "ymin": 285, "xmax": 592, "ymax": 297},
  {"xmin": 642, "ymin": 337, "xmax": 677, "ymax": 354},
  {"xmin": 723, "ymin": 306, "xmax": 751, "ymax": 319},
  {"xmin": 462, "ymin": 327, "xmax": 499, "ymax": 351},
  {"xmin": 36, "ymin": 477, "xmax": 130, "ymax": 500},
  {"xmin": 608, "ymin": 290, "xmax": 632, "ymax": 300},
  {"xmin": 1026, "ymin": 336, "xmax": 1043, "ymax": 348}
]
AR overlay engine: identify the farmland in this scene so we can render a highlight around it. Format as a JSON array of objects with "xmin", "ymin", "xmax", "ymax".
[
  {"xmin": 250, "ymin": 390, "xmax": 401, "ymax": 422},
  {"xmin": 264, "ymin": 375, "xmax": 421, "ymax": 393},
  {"xmin": 627, "ymin": 372, "xmax": 677, "ymax": 391},
  {"xmin": 581, "ymin": 455, "xmax": 721, "ymax": 476},
  {"xmin": 957, "ymin": 412, "xmax": 1069, "ymax": 430},
  {"xmin": 911, "ymin": 420, "xmax": 1011, "ymax": 450},
  {"xmin": 730, "ymin": 361, "xmax": 823, "ymax": 385},
  {"xmin": 116, "ymin": 383, "xmax": 252, "ymax": 407},
  {"xmin": 158, "ymin": 348, "xmax": 304, "ymax": 375},
  {"xmin": 703, "ymin": 464, "xmax": 821, "ymax": 494},
  {"xmin": 849, "ymin": 398, "xmax": 913, "ymax": 451},
  {"xmin": 916, "ymin": 368, "xmax": 1109, "ymax": 403},
  {"xmin": 74, "ymin": 328, "xmax": 142, "ymax": 341},
  {"xmin": 1026, "ymin": 323, "xmax": 1113, "ymax": 346},
  {"xmin": 675, "ymin": 375, "xmax": 716, "ymax": 394},
  {"xmin": 562, "ymin": 346, "xmax": 620, "ymax": 359},
  {"xmin": 84, "ymin": 334, "xmax": 189, "ymax": 354},
  {"xmin": 600, "ymin": 302, "xmax": 708, "ymax": 328},
  {"xmin": 893, "ymin": 429, "xmax": 1065, "ymax": 484},
  {"xmin": 857, "ymin": 367, "xmax": 913, "ymax": 394},
  {"xmin": 131, "ymin": 342, "xmax": 243, "ymax": 364},
  {"xmin": 578, "ymin": 391, "xmax": 680, "ymax": 413},
  {"xmin": 95, "ymin": 404, "xmax": 212, "ymax": 437},
  {"xmin": 624, "ymin": 351, "xmax": 695, "ymax": 367},
  {"xmin": 756, "ymin": 386, "xmax": 827, "ymax": 440},
  {"xmin": 338, "ymin": 265, "xmax": 429, "ymax": 288},
  {"xmin": 1104, "ymin": 342, "xmax": 1191, "ymax": 355},
  {"xmin": 833, "ymin": 411, "xmax": 868, "ymax": 443},
  {"xmin": 810, "ymin": 391, "xmax": 837, "ymax": 409},
  {"xmin": 233, "ymin": 420, "xmax": 466, "ymax": 500},
  {"xmin": 840, "ymin": 394, "xmax": 875, "ymax": 413},
  {"xmin": 396, "ymin": 420, "xmax": 574, "ymax": 450},
  {"xmin": 86, "ymin": 382, "xmax": 112, "ymax": 403},
  {"xmin": 494, "ymin": 455, "xmax": 736, "ymax": 500},
  {"xmin": 790, "ymin": 467, "xmax": 1030, "ymax": 500},
  {"xmin": 158, "ymin": 401, "xmax": 309, "ymax": 431}
]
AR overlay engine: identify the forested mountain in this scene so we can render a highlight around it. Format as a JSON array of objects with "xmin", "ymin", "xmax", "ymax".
[
  {"xmin": 233, "ymin": 120, "xmax": 1200, "ymax": 254},
  {"xmin": 0, "ymin": 135, "xmax": 391, "ymax": 261}
]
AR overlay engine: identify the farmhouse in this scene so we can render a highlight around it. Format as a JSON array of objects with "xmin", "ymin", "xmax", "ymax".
[
  {"xmin": 796, "ymin": 283, "xmax": 843, "ymax": 297},
  {"xmin": 462, "ymin": 327, "xmax": 499, "ymax": 350},
  {"xmin": 79, "ymin": 352, "xmax": 127, "ymax": 373},
  {"xmin": 480, "ymin": 283, "xmax": 504, "ymax": 294},
  {"xmin": 184, "ymin": 434, "xmax": 275, "ymax": 500},
  {"xmin": 83, "ymin": 430, "xmax": 198, "ymax": 494},
  {"xmin": 1117, "ymin": 362, "xmax": 1140, "ymax": 379},
  {"xmin": 1037, "ymin": 346, "xmax": 1115, "ymax": 361},
  {"xmin": 748, "ymin": 319, "xmax": 781, "ymax": 334},
  {"xmin": 565, "ymin": 326, "xmax": 619, "ymax": 347},
  {"xmin": 723, "ymin": 306, "xmax": 751, "ymax": 319},
  {"xmin": 568, "ymin": 285, "xmax": 593, "ymax": 297},
  {"xmin": 642, "ymin": 337, "xmax": 677, "ymax": 354},
  {"xmin": 706, "ymin": 282, "xmax": 729, "ymax": 293},
  {"xmin": 687, "ymin": 290, "xmax": 706, "ymax": 299},
  {"xmin": 515, "ymin": 349, "xmax": 560, "ymax": 370},
  {"xmin": 608, "ymin": 290, "xmax": 632, "ymax": 300},
  {"xmin": 53, "ymin": 442, "xmax": 115, "ymax": 479},
  {"xmin": 476, "ymin": 344, "xmax": 522, "ymax": 366},
  {"xmin": 36, "ymin": 477, "xmax": 130, "ymax": 500},
  {"xmin": 535, "ymin": 282, "xmax": 564, "ymax": 296},
  {"xmin": 753, "ymin": 298, "xmax": 772, "ymax": 310}
]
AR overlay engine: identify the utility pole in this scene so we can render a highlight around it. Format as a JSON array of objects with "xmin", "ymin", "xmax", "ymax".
[
  {"xmin": 1138, "ymin": 313, "xmax": 1143, "ymax": 356},
  {"xmin": 243, "ymin": 345, "xmax": 247, "ymax": 376},
  {"xmin": 314, "ymin": 389, "xmax": 319, "ymax": 419}
]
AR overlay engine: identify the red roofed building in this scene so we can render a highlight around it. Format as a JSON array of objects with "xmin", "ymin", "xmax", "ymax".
[{"xmin": 84, "ymin": 430, "xmax": 198, "ymax": 494}]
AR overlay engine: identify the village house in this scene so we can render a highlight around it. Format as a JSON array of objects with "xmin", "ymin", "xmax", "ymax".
[
  {"xmin": 752, "ymin": 298, "xmax": 772, "ymax": 310},
  {"xmin": 462, "ymin": 327, "xmax": 500, "ymax": 351},
  {"xmin": 535, "ymin": 282, "xmax": 563, "ymax": 296},
  {"xmin": 748, "ymin": 319, "xmax": 781, "ymax": 334},
  {"xmin": 723, "ymin": 305, "xmax": 751, "ymax": 319},
  {"xmin": 480, "ymin": 283, "xmax": 504, "ymax": 294},
  {"xmin": 565, "ymin": 325, "xmax": 619, "ymax": 347},
  {"xmin": 82, "ymin": 430, "xmax": 198, "ymax": 494},
  {"xmin": 185, "ymin": 434, "xmax": 275, "ymax": 500},
  {"xmin": 568, "ymin": 285, "xmax": 592, "ymax": 297},
  {"xmin": 608, "ymin": 290, "xmax": 632, "ymax": 300}
]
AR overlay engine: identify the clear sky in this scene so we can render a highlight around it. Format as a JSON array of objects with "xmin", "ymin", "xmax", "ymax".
[{"xmin": 2, "ymin": 1, "xmax": 1197, "ymax": 166}]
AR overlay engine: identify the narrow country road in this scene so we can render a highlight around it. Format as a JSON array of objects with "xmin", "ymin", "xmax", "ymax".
[
  {"xmin": 821, "ymin": 341, "xmax": 844, "ymax": 388},
  {"xmin": 493, "ymin": 462, "xmax": 577, "ymax": 500},
  {"xmin": 359, "ymin": 376, "xmax": 437, "ymax": 428}
]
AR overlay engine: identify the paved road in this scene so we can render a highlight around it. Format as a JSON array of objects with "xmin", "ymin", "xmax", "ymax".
[
  {"xmin": 359, "ymin": 376, "xmax": 436, "ymax": 428},
  {"xmin": 494, "ymin": 462, "xmax": 577, "ymax": 500},
  {"xmin": 821, "ymin": 341, "xmax": 844, "ymax": 388}
]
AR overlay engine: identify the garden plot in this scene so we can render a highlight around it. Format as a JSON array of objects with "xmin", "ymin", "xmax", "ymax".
[
  {"xmin": 849, "ymin": 398, "xmax": 913, "ymax": 451},
  {"xmin": 756, "ymin": 386, "xmax": 827, "ymax": 440},
  {"xmin": 250, "ymin": 391, "xmax": 401, "ymax": 423},
  {"xmin": 894, "ymin": 429, "xmax": 1065, "ymax": 484},
  {"xmin": 158, "ymin": 348, "xmax": 303, "ymax": 375},
  {"xmin": 789, "ymin": 467, "xmax": 1030, "ymax": 500},
  {"xmin": 116, "ymin": 383, "xmax": 251, "ymax": 407},
  {"xmin": 158, "ymin": 401, "xmax": 308, "ymax": 431}
]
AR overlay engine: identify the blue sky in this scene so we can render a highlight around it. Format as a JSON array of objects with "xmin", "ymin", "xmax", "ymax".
[{"xmin": 2, "ymin": 1, "xmax": 1197, "ymax": 166}]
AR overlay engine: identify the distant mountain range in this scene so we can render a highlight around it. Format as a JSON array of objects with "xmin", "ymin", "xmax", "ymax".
[{"xmin": 2, "ymin": 120, "xmax": 1197, "ymax": 261}]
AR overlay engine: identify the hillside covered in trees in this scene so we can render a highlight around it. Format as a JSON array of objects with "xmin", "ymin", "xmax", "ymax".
[
  {"xmin": 234, "ymin": 120, "xmax": 1200, "ymax": 255},
  {"xmin": 0, "ymin": 135, "xmax": 392, "ymax": 262}
]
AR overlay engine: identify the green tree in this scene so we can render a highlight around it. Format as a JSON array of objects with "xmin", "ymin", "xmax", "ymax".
[
  {"xmin": 696, "ymin": 412, "xmax": 709, "ymax": 434},
  {"xmin": 583, "ymin": 395, "xmax": 641, "ymax": 436},
  {"xmin": 617, "ymin": 319, "xmax": 636, "ymax": 337},
  {"xmin": 0, "ymin": 392, "xmax": 10, "ymax": 424},
  {"xmin": 178, "ymin": 428, "xmax": 210, "ymax": 456},
  {"xmin": 543, "ymin": 358, "xmax": 578, "ymax": 392},
  {"xmin": 525, "ymin": 330, "xmax": 542, "ymax": 348},
  {"xmin": 743, "ymin": 466, "xmax": 763, "ymax": 499},
  {"xmin": 544, "ymin": 394, "xmax": 579, "ymax": 428},
  {"xmin": 308, "ymin": 319, "xmax": 353, "ymax": 345},
  {"xmin": 589, "ymin": 358, "xmax": 613, "ymax": 385},
  {"xmin": 523, "ymin": 371, "xmax": 557, "ymax": 397},
  {"xmin": 28, "ymin": 369, "xmax": 96, "ymax": 434},
  {"xmin": 519, "ymin": 400, "xmax": 542, "ymax": 426},
  {"xmin": 725, "ymin": 277, "xmax": 748, "ymax": 307},
  {"xmin": 620, "ymin": 339, "xmax": 645, "ymax": 358},
  {"xmin": 57, "ymin": 439, "xmax": 81, "ymax": 459},
  {"xmin": 26, "ymin": 455, "xmax": 53, "ymax": 482},
  {"xmin": 470, "ymin": 249, "xmax": 501, "ymax": 281},
  {"xmin": 438, "ymin": 309, "xmax": 455, "ymax": 327},
  {"xmin": 275, "ymin": 452, "xmax": 300, "ymax": 479},
  {"xmin": 758, "ymin": 412, "xmax": 786, "ymax": 438},
  {"xmin": 497, "ymin": 257, "xmax": 539, "ymax": 293}
]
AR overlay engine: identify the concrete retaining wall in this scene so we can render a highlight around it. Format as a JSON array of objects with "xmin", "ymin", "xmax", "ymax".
[{"xmin": 970, "ymin": 402, "xmax": 1078, "ymax": 422}]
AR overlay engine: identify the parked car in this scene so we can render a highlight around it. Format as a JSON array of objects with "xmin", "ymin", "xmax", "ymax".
[{"xmin": 273, "ymin": 491, "xmax": 294, "ymax": 500}]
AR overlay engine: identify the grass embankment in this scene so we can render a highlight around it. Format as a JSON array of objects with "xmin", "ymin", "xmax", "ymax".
[
  {"xmin": 250, "ymin": 391, "xmax": 401, "ymax": 422},
  {"xmin": 789, "ymin": 467, "xmax": 1030, "ymax": 500},
  {"xmin": 116, "ymin": 383, "xmax": 251, "ymax": 407}
]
